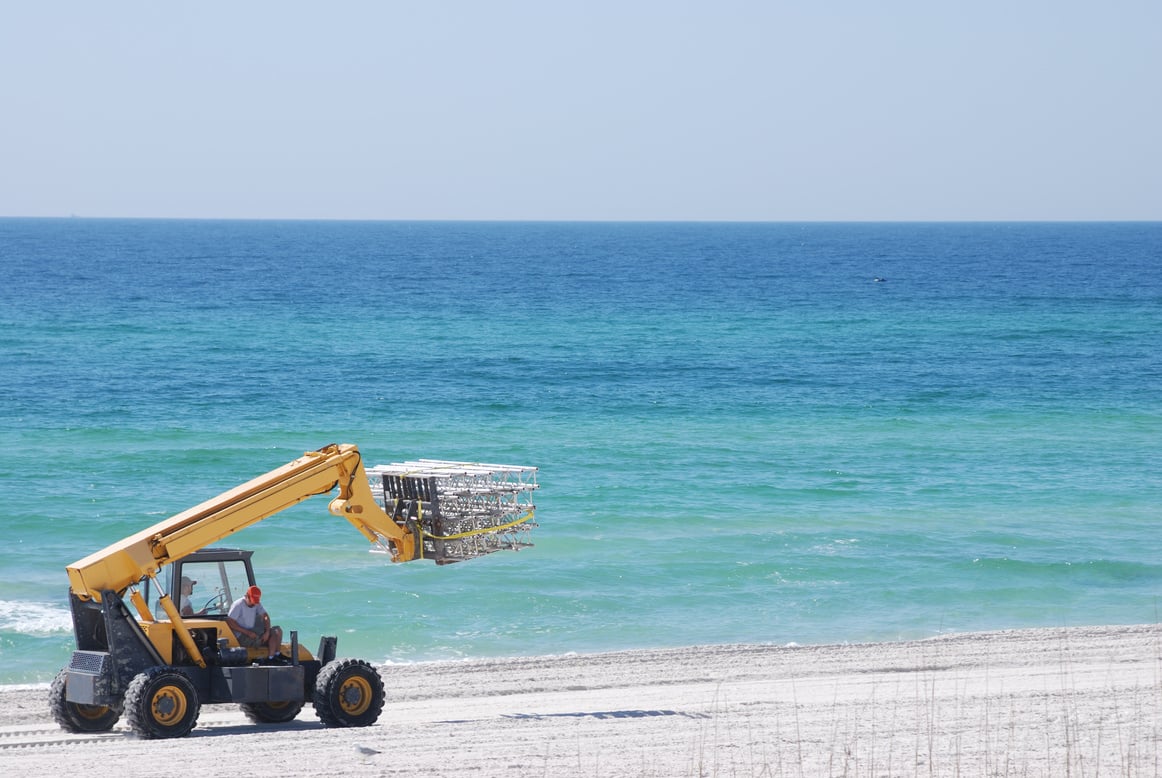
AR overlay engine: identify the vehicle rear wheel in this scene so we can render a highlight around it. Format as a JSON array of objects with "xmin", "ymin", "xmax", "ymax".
[
  {"xmin": 313, "ymin": 658, "xmax": 385, "ymax": 728},
  {"xmin": 49, "ymin": 668, "xmax": 123, "ymax": 733},
  {"xmin": 240, "ymin": 699, "xmax": 304, "ymax": 723},
  {"xmin": 124, "ymin": 667, "xmax": 201, "ymax": 739}
]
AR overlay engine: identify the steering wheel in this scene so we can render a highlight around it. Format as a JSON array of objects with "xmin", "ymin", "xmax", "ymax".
[{"xmin": 200, "ymin": 591, "xmax": 229, "ymax": 614}]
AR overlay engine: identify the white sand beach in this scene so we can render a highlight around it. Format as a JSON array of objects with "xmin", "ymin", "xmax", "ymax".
[{"xmin": 2, "ymin": 624, "xmax": 1159, "ymax": 777}]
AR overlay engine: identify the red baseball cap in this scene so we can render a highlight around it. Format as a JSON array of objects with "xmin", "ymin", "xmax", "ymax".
[{"xmin": 246, "ymin": 585, "xmax": 262, "ymax": 603}]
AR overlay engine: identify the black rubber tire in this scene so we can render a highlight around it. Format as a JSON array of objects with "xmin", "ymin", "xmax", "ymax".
[
  {"xmin": 49, "ymin": 668, "xmax": 123, "ymax": 733},
  {"xmin": 313, "ymin": 658, "xmax": 385, "ymax": 728},
  {"xmin": 124, "ymin": 667, "xmax": 201, "ymax": 739},
  {"xmin": 240, "ymin": 699, "xmax": 304, "ymax": 724}
]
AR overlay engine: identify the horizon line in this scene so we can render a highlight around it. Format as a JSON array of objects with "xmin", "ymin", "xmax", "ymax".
[{"xmin": 2, "ymin": 215, "xmax": 1159, "ymax": 225}]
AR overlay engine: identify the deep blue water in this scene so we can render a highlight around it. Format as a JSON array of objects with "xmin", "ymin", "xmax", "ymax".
[{"xmin": 1, "ymin": 219, "xmax": 1159, "ymax": 684}]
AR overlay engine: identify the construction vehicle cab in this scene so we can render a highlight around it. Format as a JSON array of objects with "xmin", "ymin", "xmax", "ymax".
[
  {"xmin": 51, "ymin": 444, "xmax": 537, "ymax": 739},
  {"xmin": 150, "ymin": 548, "xmax": 252, "ymax": 621},
  {"xmin": 139, "ymin": 549, "xmax": 316, "ymax": 665}
]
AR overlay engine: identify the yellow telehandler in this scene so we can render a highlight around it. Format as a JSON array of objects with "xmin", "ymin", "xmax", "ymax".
[{"xmin": 52, "ymin": 443, "xmax": 536, "ymax": 738}]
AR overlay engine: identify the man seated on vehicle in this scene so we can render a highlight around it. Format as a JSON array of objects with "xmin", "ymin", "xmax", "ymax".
[
  {"xmin": 226, "ymin": 585, "xmax": 283, "ymax": 659},
  {"xmin": 179, "ymin": 576, "xmax": 204, "ymax": 617}
]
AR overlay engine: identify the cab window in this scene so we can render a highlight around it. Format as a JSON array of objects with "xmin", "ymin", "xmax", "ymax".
[{"xmin": 153, "ymin": 560, "xmax": 252, "ymax": 618}]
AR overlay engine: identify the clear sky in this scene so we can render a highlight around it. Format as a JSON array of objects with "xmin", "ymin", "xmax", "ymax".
[{"xmin": 2, "ymin": 1, "xmax": 1159, "ymax": 221}]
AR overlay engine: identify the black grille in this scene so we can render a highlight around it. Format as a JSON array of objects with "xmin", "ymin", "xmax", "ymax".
[{"xmin": 68, "ymin": 650, "xmax": 110, "ymax": 674}]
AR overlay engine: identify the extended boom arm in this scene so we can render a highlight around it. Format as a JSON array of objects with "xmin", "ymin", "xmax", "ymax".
[{"xmin": 66, "ymin": 444, "xmax": 418, "ymax": 602}]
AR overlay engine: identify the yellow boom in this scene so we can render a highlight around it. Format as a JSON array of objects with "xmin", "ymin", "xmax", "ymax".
[{"xmin": 66, "ymin": 443, "xmax": 417, "ymax": 602}]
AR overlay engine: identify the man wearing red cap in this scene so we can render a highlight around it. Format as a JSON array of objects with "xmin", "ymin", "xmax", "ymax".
[{"xmin": 226, "ymin": 584, "xmax": 283, "ymax": 659}]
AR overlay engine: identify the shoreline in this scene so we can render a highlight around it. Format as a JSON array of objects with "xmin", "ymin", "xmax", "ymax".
[{"xmin": 4, "ymin": 623, "xmax": 1160, "ymax": 776}]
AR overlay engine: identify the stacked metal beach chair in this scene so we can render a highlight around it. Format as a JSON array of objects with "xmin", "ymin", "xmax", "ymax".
[{"xmin": 365, "ymin": 459, "xmax": 538, "ymax": 564}]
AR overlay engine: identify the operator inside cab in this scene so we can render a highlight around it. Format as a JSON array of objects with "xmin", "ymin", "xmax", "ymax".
[
  {"xmin": 179, "ymin": 576, "xmax": 207, "ymax": 617},
  {"xmin": 226, "ymin": 585, "xmax": 283, "ymax": 660}
]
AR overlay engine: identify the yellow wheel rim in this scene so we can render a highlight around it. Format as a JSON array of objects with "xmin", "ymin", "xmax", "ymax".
[
  {"xmin": 75, "ymin": 704, "xmax": 111, "ymax": 721},
  {"xmin": 338, "ymin": 675, "xmax": 373, "ymax": 716},
  {"xmin": 150, "ymin": 684, "xmax": 188, "ymax": 726}
]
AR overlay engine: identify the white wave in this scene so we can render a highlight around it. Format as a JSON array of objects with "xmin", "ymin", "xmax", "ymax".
[{"xmin": 0, "ymin": 600, "xmax": 73, "ymax": 635}]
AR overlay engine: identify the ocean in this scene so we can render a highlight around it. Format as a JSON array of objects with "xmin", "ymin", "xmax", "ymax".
[{"xmin": 0, "ymin": 219, "xmax": 1159, "ymax": 686}]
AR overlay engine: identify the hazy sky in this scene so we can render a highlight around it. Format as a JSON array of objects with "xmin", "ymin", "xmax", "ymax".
[{"xmin": 2, "ymin": 2, "xmax": 1159, "ymax": 221}]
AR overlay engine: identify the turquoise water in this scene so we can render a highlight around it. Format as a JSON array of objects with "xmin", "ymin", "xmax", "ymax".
[{"xmin": 1, "ymin": 219, "xmax": 1159, "ymax": 685}]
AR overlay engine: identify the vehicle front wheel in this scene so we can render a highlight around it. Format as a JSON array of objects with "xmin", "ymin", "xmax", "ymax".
[
  {"xmin": 49, "ymin": 668, "xmax": 122, "ymax": 733},
  {"xmin": 313, "ymin": 658, "xmax": 385, "ymax": 728},
  {"xmin": 124, "ymin": 667, "xmax": 201, "ymax": 739}
]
